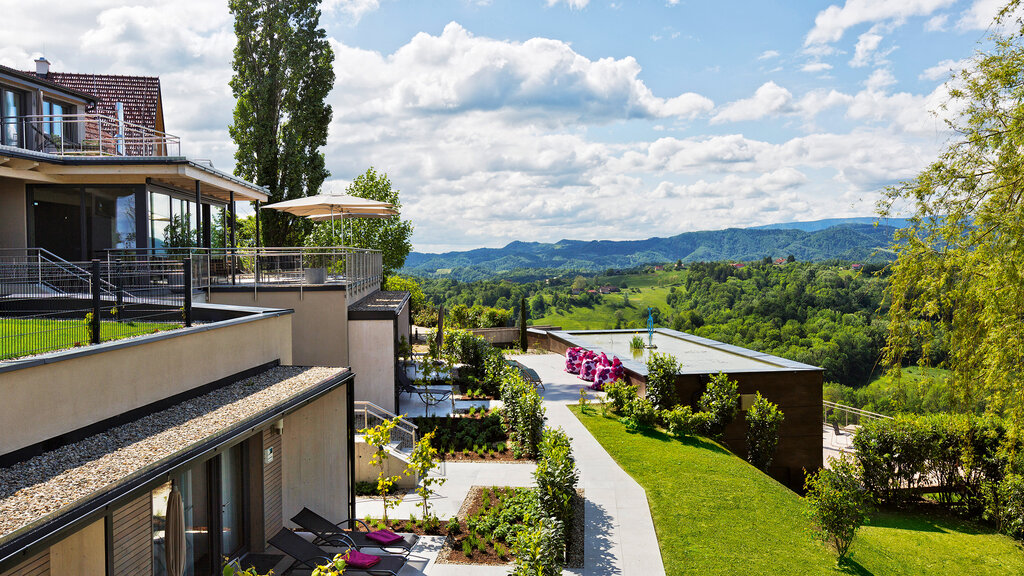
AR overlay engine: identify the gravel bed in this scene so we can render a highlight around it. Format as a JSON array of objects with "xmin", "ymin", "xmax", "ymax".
[{"xmin": 0, "ymin": 365, "xmax": 343, "ymax": 541}]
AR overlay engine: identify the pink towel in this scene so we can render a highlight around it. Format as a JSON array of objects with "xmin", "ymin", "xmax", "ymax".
[
  {"xmin": 345, "ymin": 550, "xmax": 382, "ymax": 569},
  {"xmin": 366, "ymin": 529, "xmax": 403, "ymax": 545}
]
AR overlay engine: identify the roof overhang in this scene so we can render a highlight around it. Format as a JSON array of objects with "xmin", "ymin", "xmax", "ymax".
[{"xmin": 0, "ymin": 146, "xmax": 268, "ymax": 202}]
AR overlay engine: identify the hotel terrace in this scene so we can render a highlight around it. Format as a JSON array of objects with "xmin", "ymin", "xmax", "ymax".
[{"xmin": 0, "ymin": 59, "xmax": 410, "ymax": 575}]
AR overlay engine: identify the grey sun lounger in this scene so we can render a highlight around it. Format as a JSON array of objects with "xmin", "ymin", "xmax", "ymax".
[
  {"xmin": 268, "ymin": 527, "xmax": 406, "ymax": 576},
  {"xmin": 291, "ymin": 507, "xmax": 418, "ymax": 557}
]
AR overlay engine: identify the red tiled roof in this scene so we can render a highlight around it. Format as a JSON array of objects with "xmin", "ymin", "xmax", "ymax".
[{"xmin": 26, "ymin": 71, "xmax": 162, "ymax": 131}]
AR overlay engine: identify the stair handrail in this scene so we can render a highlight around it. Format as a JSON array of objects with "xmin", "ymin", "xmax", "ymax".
[
  {"xmin": 823, "ymin": 400, "xmax": 892, "ymax": 429},
  {"xmin": 354, "ymin": 400, "xmax": 417, "ymax": 452}
]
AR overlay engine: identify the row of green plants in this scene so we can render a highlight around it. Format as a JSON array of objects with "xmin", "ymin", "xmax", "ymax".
[
  {"xmin": 410, "ymin": 412, "xmax": 508, "ymax": 455},
  {"xmin": 598, "ymin": 366, "xmax": 785, "ymax": 472},
  {"xmin": 361, "ymin": 418, "xmax": 447, "ymax": 529},
  {"xmin": 803, "ymin": 412, "xmax": 1024, "ymax": 562},
  {"xmin": 853, "ymin": 413, "xmax": 1023, "ymax": 533}
]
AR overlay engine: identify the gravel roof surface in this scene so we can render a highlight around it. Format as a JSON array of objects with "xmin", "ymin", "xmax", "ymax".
[{"xmin": 0, "ymin": 365, "xmax": 345, "ymax": 542}]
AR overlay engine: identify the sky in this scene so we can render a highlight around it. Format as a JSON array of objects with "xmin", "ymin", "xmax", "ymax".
[{"xmin": 0, "ymin": 0, "xmax": 1013, "ymax": 252}]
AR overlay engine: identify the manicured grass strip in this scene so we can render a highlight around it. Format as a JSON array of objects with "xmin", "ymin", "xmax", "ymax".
[
  {"xmin": 569, "ymin": 406, "xmax": 1024, "ymax": 576},
  {"xmin": 1, "ymin": 318, "xmax": 180, "ymax": 360}
]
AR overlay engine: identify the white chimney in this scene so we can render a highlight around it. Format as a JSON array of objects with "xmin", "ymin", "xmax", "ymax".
[{"xmin": 34, "ymin": 57, "xmax": 50, "ymax": 76}]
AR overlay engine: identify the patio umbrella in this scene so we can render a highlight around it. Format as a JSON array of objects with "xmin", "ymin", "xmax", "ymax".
[
  {"xmin": 165, "ymin": 481, "xmax": 186, "ymax": 576},
  {"xmin": 262, "ymin": 193, "xmax": 396, "ymax": 244}
]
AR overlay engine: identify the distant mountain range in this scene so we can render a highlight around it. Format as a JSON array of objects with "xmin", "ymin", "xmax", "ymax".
[{"xmin": 401, "ymin": 218, "xmax": 907, "ymax": 282}]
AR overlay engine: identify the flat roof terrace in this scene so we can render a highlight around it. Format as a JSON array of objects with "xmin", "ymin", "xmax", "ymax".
[
  {"xmin": 554, "ymin": 328, "xmax": 819, "ymax": 375},
  {"xmin": 0, "ymin": 365, "xmax": 346, "ymax": 558}
]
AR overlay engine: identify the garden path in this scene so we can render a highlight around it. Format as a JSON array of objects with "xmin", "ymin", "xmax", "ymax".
[
  {"xmin": 381, "ymin": 353, "xmax": 664, "ymax": 576},
  {"xmin": 509, "ymin": 353, "xmax": 666, "ymax": 576}
]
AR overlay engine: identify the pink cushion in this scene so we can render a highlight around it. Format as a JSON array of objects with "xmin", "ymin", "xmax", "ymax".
[
  {"xmin": 345, "ymin": 549, "xmax": 382, "ymax": 569},
  {"xmin": 366, "ymin": 529, "xmax": 403, "ymax": 545}
]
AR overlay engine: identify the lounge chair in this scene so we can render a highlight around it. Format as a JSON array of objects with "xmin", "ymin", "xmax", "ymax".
[
  {"xmin": 397, "ymin": 368, "xmax": 452, "ymax": 406},
  {"xmin": 291, "ymin": 507, "xmax": 418, "ymax": 557},
  {"xmin": 508, "ymin": 359, "xmax": 544, "ymax": 391},
  {"xmin": 267, "ymin": 528, "xmax": 406, "ymax": 576}
]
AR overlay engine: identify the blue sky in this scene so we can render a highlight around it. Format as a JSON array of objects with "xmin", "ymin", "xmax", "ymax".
[{"xmin": 0, "ymin": 0, "xmax": 1012, "ymax": 252}]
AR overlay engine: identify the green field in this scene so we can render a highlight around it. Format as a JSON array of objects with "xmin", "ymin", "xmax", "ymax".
[
  {"xmin": 570, "ymin": 406, "xmax": 1024, "ymax": 576},
  {"xmin": 1, "ymin": 318, "xmax": 181, "ymax": 360},
  {"xmin": 534, "ymin": 271, "xmax": 682, "ymax": 329}
]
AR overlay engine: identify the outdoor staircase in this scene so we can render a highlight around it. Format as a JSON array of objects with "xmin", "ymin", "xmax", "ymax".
[{"xmin": 353, "ymin": 401, "xmax": 446, "ymax": 484}]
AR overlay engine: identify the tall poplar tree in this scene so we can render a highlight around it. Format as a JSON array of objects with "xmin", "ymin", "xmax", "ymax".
[{"xmin": 229, "ymin": 0, "xmax": 334, "ymax": 246}]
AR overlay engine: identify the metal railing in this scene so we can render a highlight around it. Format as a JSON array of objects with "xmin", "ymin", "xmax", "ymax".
[
  {"xmin": 8, "ymin": 113, "xmax": 181, "ymax": 157},
  {"xmin": 105, "ymin": 246, "xmax": 383, "ymax": 298},
  {"xmin": 823, "ymin": 400, "xmax": 892, "ymax": 429},
  {"xmin": 1, "ymin": 258, "xmax": 190, "ymax": 361},
  {"xmin": 354, "ymin": 401, "xmax": 418, "ymax": 453}
]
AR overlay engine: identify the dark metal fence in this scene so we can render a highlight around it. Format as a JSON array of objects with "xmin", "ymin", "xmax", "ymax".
[{"xmin": 0, "ymin": 259, "xmax": 191, "ymax": 361}]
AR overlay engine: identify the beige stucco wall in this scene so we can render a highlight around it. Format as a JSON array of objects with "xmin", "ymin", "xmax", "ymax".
[
  {"xmin": 0, "ymin": 179, "xmax": 27, "ymax": 250},
  {"xmin": 49, "ymin": 519, "xmax": 105, "ymax": 576},
  {"xmin": 209, "ymin": 289, "xmax": 348, "ymax": 367},
  {"xmin": 0, "ymin": 314, "xmax": 292, "ymax": 456},
  {"xmin": 348, "ymin": 319, "xmax": 396, "ymax": 412},
  {"xmin": 355, "ymin": 441, "xmax": 416, "ymax": 489},
  {"xmin": 281, "ymin": 384, "xmax": 350, "ymax": 528},
  {"xmin": 398, "ymin": 302, "xmax": 411, "ymax": 345}
]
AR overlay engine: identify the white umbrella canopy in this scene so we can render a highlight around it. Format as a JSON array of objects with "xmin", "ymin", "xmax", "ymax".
[
  {"xmin": 262, "ymin": 193, "xmax": 397, "ymax": 244},
  {"xmin": 261, "ymin": 193, "xmax": 395, "ymax": 217}
]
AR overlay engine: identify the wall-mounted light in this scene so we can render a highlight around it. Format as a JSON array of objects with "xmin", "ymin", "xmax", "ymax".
[{"xmin": 273, "ymin": 419, "xmax": 284, "ymax": 434}]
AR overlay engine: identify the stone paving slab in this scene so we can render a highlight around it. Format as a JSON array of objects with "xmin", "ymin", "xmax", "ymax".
[{"xmin": 356, "ymin": 461, "xmax": 537, "ymax": 521}]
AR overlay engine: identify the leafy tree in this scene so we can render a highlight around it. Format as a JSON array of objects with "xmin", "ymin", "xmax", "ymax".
[
  {"xmin": 315, "ymin": 168, "xmax": 413, "ymax": 278},
  {"xmin": 645, "ymin": 352, "xmax": 680, "ymax": 410},
  {"xmin": 229, "ymin": 0, "xmax": 334, "ymax": 247},
  {"xmin": 699, "ymin": 372, "xmax": 740, "ymax": 439},
  {"xmin": 878, "ymin": 5, "xmax": 1024, "ymax": 422},
  {"xmin": 745, "ymin": 393, "xmax": 784, "ymax": 471},
  {"xmin": 361, "ymin": 416, "xmax": 405, "ymax": 523},
  {"xmin": 405, "ymin": 430, "xmax": 446, "ymax": 525},
  {"xmin": 805, "ymin": 455, "xmax": 871, "ymax": 560},
  {"xmin": 384, "ymin": 275, "xmax": 427, "ymax": 315}
]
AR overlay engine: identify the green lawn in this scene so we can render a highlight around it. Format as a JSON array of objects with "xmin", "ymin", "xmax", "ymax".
[
  {"xmin": 1, "ymin": 318, "xmax": 181, "ymax": 360},
  {"xmin": 569, "ymin": 406, "xmax": 1024, "ymax": 576},
  {"xmin": 535, "ymin": 286, "xmax": 675, "ymax": 330}
]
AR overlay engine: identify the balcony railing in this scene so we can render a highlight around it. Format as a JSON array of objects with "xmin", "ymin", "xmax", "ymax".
[
  {"xmin": 104, "ymin": 246, "xmax": 383, "ymax": 299},
  {"xmin": 6, "ymin": 113, "xmax": 181, "ymax": 157}
]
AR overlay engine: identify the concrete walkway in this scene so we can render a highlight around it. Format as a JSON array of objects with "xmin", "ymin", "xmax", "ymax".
[
  {"xmin": 510, "ymin": 353, "xmax": 666, "ymax": 576},
  {"xmin": 383, "ymin": 352, "xmax": 664, "ymax": 576}
]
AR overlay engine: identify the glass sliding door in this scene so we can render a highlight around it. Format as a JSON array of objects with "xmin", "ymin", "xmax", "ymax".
[
  {"xmin": 31, "ymin": 187, "xmax": 83, "ymax": 261},
  {"xmin": 86, "ymin": 187, "xmax": 137, "ymax": 256},
  {"xmin": 1, "ymin": 89, "xmax": 22, "ymax": 147},
  {"xmin": 220, "ymin": 444, "xmax": 246, "ymax": 557}
]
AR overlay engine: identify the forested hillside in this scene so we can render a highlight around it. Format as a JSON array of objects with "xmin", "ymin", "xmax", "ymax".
[
  {"xmin": 417, "ymin": 261, "xmax": 944, "ymax": 387},
  {"xmin": 404, "ymin": 223, "xmax": 899, "ymax": 281}
]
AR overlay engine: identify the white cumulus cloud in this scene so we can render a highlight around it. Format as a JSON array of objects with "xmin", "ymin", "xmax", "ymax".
[
  {"xmin": 805, "ymin": 0, "xmax": 955, "ymax": 46},
  {"xmin": 711, "ymin": 82, "xmax": 794, "ymax": 124}
]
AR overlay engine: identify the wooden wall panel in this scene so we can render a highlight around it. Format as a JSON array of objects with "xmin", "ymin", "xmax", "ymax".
[
  {"xmin": 112, "ymin": 493, "xmax": 152, "ymax": 576},
  {"xmin": 0, "ymin": 551, "xmax": 48, "ymax": 576},
  {"xmin": 263, "ymin": 427, "xmax": 284, "ymax": 540}
]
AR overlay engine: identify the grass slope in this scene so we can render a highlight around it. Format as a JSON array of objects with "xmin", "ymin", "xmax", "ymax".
[
  {"xmin": 570, "ymin": 406, "xmax": 1024, "ymax": 576},
  {"xmin": 1, "ymin": 318, "xmax": 180, "ymax": 360}
]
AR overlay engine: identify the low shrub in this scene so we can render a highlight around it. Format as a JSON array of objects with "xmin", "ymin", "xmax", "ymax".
[
  {"xmin": 994, "ymin": 474, "xmax": 1024, "ymax": 538},
  {"xmin": 466, "ymin": 487, "xmax": 538, "ymax": 546},
  {"xmin": 805, "ymin": 455, "xmax": 871, "ymax": 559},
  {"xmin": 645, "ymin": 352, "xmax": 680, "ymax": 410},
  {"xmin": 623, "ymin": 395, "xmax": 657, "ymax": 432},
  {"xmin": 442, "ymin": 329, "xmax": 492, "ymax": 381},
  {"xmin": 698, "ymin": 372, "xmax": 739, "ymax": 439},
  {"xmin": 663, "ymin": 405, "xmax": 710, "ymax": 437},
  {"xmin": 411, "ymin": 413, "xmax": 508, "ymax": 454},
  {"xmin": 511, "ymin": 516, "xmax": 565, "ymax": 576},
  {"xmin": 745, "ymin": 393, "xmax": 784, "ymax": 472},
  {"xmin": 603, "ymin": 379, "xmax": 637, "ymax": 414},
  {"xmin": 499, "ymin": 370, "xmax": 545, "ymax": 458},
  {"xmin": 534, "ymin": 427, "xmax": 579, "ymax": 559}
]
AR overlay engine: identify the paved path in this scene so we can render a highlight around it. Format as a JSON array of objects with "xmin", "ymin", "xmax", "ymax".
[
  {"xmin": 388, "ymin": 353, "xmax": 664, "ymax": 576},
  {"xmin": 822, "ymin": 423, "xmax": 856, "ymax": 469},
  {"xmin": 510, "ymin": 353, "xmax": 666, "ymax": 576},
  {"xmin": 357, "ymin": 461, "xmax": 536, "ymax": 520}
]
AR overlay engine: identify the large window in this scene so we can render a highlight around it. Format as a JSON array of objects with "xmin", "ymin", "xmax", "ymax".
[
  {"xmin": 41, "ymin": 99, "xmax": 75, "ymax": 148},
  {"xmin": 149, "ymin": 190, "xmax": 198, "ymax": 249},
  {"xmin": 1, "ymin": 88, "xmax": 23, "ymax": 147},
  {"xmin": 30, "ymin": 186, "xmax": 137, "ymax": 260}
]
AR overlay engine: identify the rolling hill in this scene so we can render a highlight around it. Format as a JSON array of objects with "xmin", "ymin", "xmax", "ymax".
[{"xmin": 402, "ymin": 222, "xmax": 902, "ymax": 281}]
